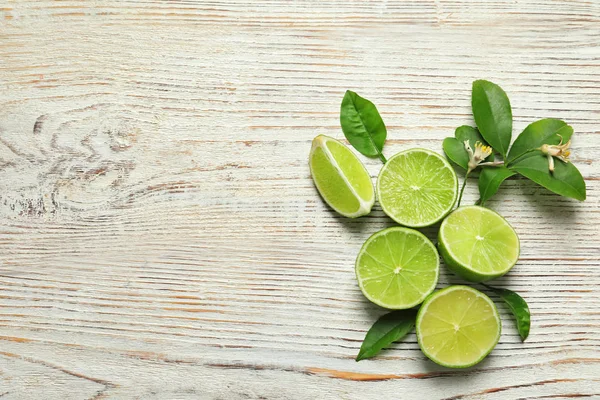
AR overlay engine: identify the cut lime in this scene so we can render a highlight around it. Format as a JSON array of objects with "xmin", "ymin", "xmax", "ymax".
[
  {"xmin": 377, "ymin": 149, "xmax": 458, "ymax": 228},
  {"xmin": 416, "ymin": 285, "xmax": 501, "ymax": 368},
  {"xmin": 439, "ymin": 205, "xmax": 520, "ymax": 282},
  {"xmin": 309, "ymin": 135, "xmax": 374, "ymax": 218},
  {"xmin": 355, "ymin": 227, "xmax": 439, "ymax": 309}
]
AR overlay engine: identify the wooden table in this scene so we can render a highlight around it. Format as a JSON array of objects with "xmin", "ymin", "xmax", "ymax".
[{"xmin": 1, "ymin": 1, "xmax": 599, "ymax": 398}]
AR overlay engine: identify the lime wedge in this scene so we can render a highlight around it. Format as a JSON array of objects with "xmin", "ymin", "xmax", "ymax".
[
  {"xmin": 416, "ymin": 285, "xmax": 501, "ymax": 368},
  {"xmin": 377, "ymin": 149, "xmax": 458, "ymax": 228},
  {"xmin": 439, "ymin": 206, "xmax": 520, "ymax": 282},
  {"xmin": 355, "ymin": 227, "xmax": 439, "ymax": 309},
  {"xmin": 309, "ymin": 135, "xmax": 374, "ymax": 218}
]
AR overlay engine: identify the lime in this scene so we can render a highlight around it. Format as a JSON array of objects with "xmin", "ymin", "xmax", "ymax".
[
  {"xmin": 309, "ymin": 135, "xmax": 374, "ymax": 218},
  {"xmin": 416, "ymin": 285, "xmax": 501, "ymax": 368},
  {"xmin": 439, "ymin": 205, "xmax": 520, "ymax": 282},
  {"xmin": 355, "ymin": 227, "xmax": 439, "ymax": 309},
  {"xmin": 377, "ymin": 149, "xmax": 458, "ymax": 228}
]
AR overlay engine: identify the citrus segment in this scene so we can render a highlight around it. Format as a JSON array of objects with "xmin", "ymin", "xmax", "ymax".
[{"xmin": 309, "ymin": 135, "xmax": 374, "ymax": 218}]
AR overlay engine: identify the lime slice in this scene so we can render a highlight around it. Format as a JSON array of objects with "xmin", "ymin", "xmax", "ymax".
[
  {"xmin": 439, "ymin": 205, "xmax": 520, "ymax": 282},
  {"xmin": 416, "ymin": 285, "xmax": 501, "ymax": 368},
  {"xmin": 309, "ymin": 135, "xmax": 374, "ymax": 218},
  {"xmin": 355, "ymin": 227, "xmax": 439, "ymax": 309},
  {"xmin": 377, "ymin": 149, "xmax": 458, "ymax": 228}
]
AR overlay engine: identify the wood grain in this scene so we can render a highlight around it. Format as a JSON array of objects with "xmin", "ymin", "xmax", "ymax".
[{"xmin": 1, "ymin": 1, "xmax": 599, "ymax": 398}]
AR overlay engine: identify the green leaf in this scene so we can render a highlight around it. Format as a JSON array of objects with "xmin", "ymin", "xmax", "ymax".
[
  {"xmin": 478, "ymin": 166, "xmax": 516, "ymax": 205},
  {"xmin": 455, "ymin": 125, "xmax": 486, "ymax": 146},
  {"xmin": 443, "ymin": 137, "xmax": 468, "ymax": 170},
  {"xmin": 510, "ymin": 153, "xmax": 586, "ymax": 201},
  {"xmin": 472, "ymin": 80, "xmax": 512, "ymax": 158},
  {"xmin": 340, "ymin": 90, "xmax": 387, "ymax": 163},
  {"xmin": 507, "ymin": 119, "xmax": 573, "ymax": 165},
  {"xmin": 356, "ymin": 310, "xmax": 416, "ymax": 361},
  {"xmin": 484, "ymin": 285, "xmax": 530, "ymax": 341},
  {"xmin": 443, "ymin": 126, "xmax": 493, "ymax": 170}
]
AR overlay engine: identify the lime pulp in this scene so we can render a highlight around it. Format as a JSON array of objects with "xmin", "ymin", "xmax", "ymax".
[
  {"xmin": 416, "ymin": 285, "xmax": 501, "ymax": 368},
  {"xmin": 355, "ymin": 227, "xmax": 439, "ymax": 309},
  {"xmin": 377, "ymin": 149, "xmax": 458, "ymax": 228},
  {"xmin": 309, "ymin": 135, "xmax": 374, "ymax": 218},
  {"xmin": 439, "ymin": 206, "xmax": 520, "ymax": 282}
]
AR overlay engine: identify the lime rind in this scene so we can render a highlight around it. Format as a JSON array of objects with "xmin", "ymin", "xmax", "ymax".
[
  {"xmin": 355, "ymin": 227, "xmax": 440, "ymax": 309},
  {"xmin": 416, "ymin": 285, "xmax": 501, "ymax": 368},
  {"xmin": 439, "ymin": 206, "xmax": 520, "ymax": 282},
  {"xmin": 309, "ymin": 135, "xmax": 375, "ymax": 218},
  {"xmin": 376, "ymin": 148, "xmax": 458, "ymax": 228}
]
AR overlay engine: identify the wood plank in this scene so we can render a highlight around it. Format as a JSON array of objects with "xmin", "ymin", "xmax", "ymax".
[{"xmin": 1, "ymin": 0, "xmax": 599, "ymax": 398}]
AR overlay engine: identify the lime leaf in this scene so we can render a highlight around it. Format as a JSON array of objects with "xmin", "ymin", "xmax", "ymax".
[
  {"xmin": 455, "ymin": 125, "xmax": 488, "ymax": 147},
  {"xmin": 443, "ymin": 137, "xmax": 468, "ymax": 170},
  {"xmin": 443, "ymin": 126, "xmax": 492, "ymax": 170},
  {"xmin": 507, "ymin": 119, "xmax": 573, "ymax": 165},
  {"xmin": 478, "ymin": 166, "xmax": 516, "ymax": 205},
  {"xmin": 356, "ymin": 309, "xmax": 416, "ymax": 361},
  {"xmin": 484, "ymin": 285, "xmax": 530, "ymax": 341},
  {"xmin": 340, "ymin": 90, "xmax": 387, "ymax": 163},
  {"xmin": 472, "ymin": 80, "xmax": 512, "ymax": 158},
  {"xmin": 510, "ymin": 153, "xmax": 586, "ymax": 201}
]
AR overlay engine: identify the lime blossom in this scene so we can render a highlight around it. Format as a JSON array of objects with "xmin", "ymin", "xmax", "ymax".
[
  {"xmin": 538, "ymin": 135, "xmax": 571, "ymax": 172},
  {"xmin": 464, "ymin": 141, "xmax": 493, "ymax": 173}
]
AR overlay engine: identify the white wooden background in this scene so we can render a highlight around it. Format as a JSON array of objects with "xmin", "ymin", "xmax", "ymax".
[{"xmin": 1, "ymin": 1, "xmax": 599, "ymax": 399}]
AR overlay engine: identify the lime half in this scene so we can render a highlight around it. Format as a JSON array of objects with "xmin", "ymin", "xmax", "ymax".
[
  {"xmin": 416, "ymin": 285, "xmax": 501, "ymax": 368},
  {"xmin": 355, "ymin": 227, "xmax": 439, "ymax": 309},
  {"xmin": 439, "ymin": 206, "xmax": 520, "ymax": 282},
  {"xmin": 377, "ymin": 149, "xmax": 458, "ymax": 228},
  {"xmin": 309, "ymin": 135, "xmax": 374, "ymax": 218}
]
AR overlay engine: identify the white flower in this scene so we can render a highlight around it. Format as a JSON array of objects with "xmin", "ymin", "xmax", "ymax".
[
  {"xmin": 464, "ymin": 141, "xmax": 493, "ymax": 173},
  {"xmin": 538, "ymin": 135, "xmax": 571, "ymax": 172}
]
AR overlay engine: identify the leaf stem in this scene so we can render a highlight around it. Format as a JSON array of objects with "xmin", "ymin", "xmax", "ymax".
[
  {"xmin": 457, "ymin": 172, "xmax": 469, "ymax": 208},
  {"xmin": 377, "ymin": 151, "xmax": 387, "ymax": 164},
  {"xmin": 479, "ymin": 161, "xmax": 505, "ymax": 167}
]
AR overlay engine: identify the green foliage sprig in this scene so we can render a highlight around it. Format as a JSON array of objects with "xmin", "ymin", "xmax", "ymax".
[{"xmin": 444, "ymin": 80, "xmax": 586, "ymax": 206}]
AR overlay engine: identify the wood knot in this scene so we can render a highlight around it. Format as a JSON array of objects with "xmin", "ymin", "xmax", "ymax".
[{"xmin": 0, "ymin": 105, "xmax": 143, "ymax": 217}]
